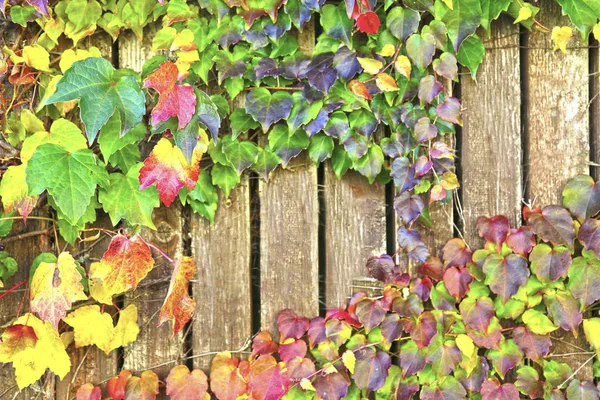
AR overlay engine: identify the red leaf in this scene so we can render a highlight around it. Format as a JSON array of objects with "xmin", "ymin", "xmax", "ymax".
[
  {"xmin": 76, "ymin": 384, "xmax": 101, "ymax": 400},
  {"xmin": 143, "ymin": 61, "xmax": 197, "ymax": 129},
  {"xmin": 277, "ymin": 309, "xmax": 310, "ymax": 342},
  {"xmin": 158, "ymin": 256, "xmax": 197, "ymax": 335},
  {"xmin": 356, "ymin": 11, "xmax": 380, "ymax": 34},
  {"xmin": 108, "ymin": 370, "xmax": 132, "ymax": 400},
  {"xmin": 278, "ymin": 339, "xmax": 307, "ymax": 362},
  {"xmin": 442, "ymin": 238, "xmax": 473, "ymax": 268},
  {"xmin": 166, "ymin": 365, "xmax": 209, "ymax": 400},
  {"xmin": 442, "ymin": 267, "xmax": 472, "ymax": 299},
  {"xmin": 348, "ymin": 80, "xmax": 372, "ymax": 100},
  {"xmin": 251, "ymin": 331, "xmax": 278, "ymax": 358},
  {"xmin": 481, "ymin": 379, "xmax": 520, "ymax": 400},
  {"xmin": 354, "ymin": 299, "xmax": 386, "ymax": 332},
  {"xmin": 286, "ymin": 357, "xmax": 316, "ymax": 380},
  {"xmin": 248, "ymin": 355, "xmax": 290, "ymax": 400},
  {"xmin": 477, "ymin": 215, "xmax": 510, "ymax": 249},
  {"xmin": 139, "ymin": 138, "xmax": 201, "ymax": 206}
]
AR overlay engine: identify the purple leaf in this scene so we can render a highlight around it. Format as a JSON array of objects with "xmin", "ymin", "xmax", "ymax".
[
  {"xmin": 578, "ymin": 218, "xmax": 600, "ymax": 259},
  {"xmin": 410, "ymin": 276, "xmax": 432, "ymax": 302},
  {"xmin": 366, "ymin": 254, "xmax": 398, "ymax": 282},
  {"xmin": 481, "ymin": 379, "xmax": 520, "ymax": 400},
  {"xmin": 399, "ymin": 341, "xmax": 427, "ymax": 376},
  {"xmin": 529, "ymin": 243, "xmax": 571, "ymax": 283},
  {"xmin": 246, "ymin": 88, "xmax": 293, "ymax": 132},
  {"xmin": 277, "ymin": 309, "xmax": 310, "ymax": 341},
  {"xmin": 515, "ymin": 366, "xmax": 544, "ymax": 399},
  {"xmin": 426, "ymin": 336, "xmax": 462, "ymax": 376},
  {"xmin": 408, "ymin": 311, "xmax": 437, "ymax": 348},
  {"xmin": 353, "ymin": 348, "xmax": 392, "ymax": 391},
  {"xmin": 393, "ymin": 293, "xmax": 424, "ymax": 318},
  {"xmin": 433, "ymin": 52, "xmax": 458, "ymax": 80},
  {"xmin": 525, "ymin": 205, "xmax": 575, "ymax": 249},
  {"xmin": 483, "ymin": 253, "xmax": 529, "ymax": 302},
  {"xmin": 442, "ymin": 238, "xmax": 473, "ymax": 268},
  {"xmin": 387, "ymin": 6, "xmax": 420, "ymax": 40},
  {"xmin": 395, "ymin": 378, "xmax": 420, "ymax": 400},
  {"xmin": 333, "ymin": 46, "xmax": 362, "ymax": 81},
  {"xmin": 264, "ymin": 15, "xmax": 291, "ymax": 39},
  {"xmin": 304, "ymin": 109, "xmax": 328, "ymax": 137},
  {"xmin": 391, "ymin": 157, "xmax": 419, "ymax": 193},
  {"xmin": 421, "ymin": 377, "xmax": 467, "ymax": 400},
  {"xmin": 459, "ymin": 296, "xmax": 495, "ymax": 332},
  {"xmin": 414, "ymin": 117, "xmax": 438, "ymax": 143},
  {"xmin": 400, "ymin": 103, "xmax": 427, "ymax": 128},
  {"xmin": 381, "ymin": 313, "xmax": 403, "ymax": 343},
  {"xmin": 26, "ymin": 0, "xmax": 49, "ymax": 15},
  {"xmin": 306, "ymin": 67, "xmax": 338, "ymax": 94},
  {"xmin": 418, "ymin": 257, "xmax": 444, "ymax": 281},
  {"xmin": 443, "ymin": 267, "xmax": 472, "ymax": 299},
  {"xmin": 566, "ymin": 380, "xmax": 600, "ymax": 400},
  {"xmin": 282, "ymin": 57, "xmax": 310, "ymax": 80},
  {"xmin": 301, "ymin": 83, "xmax": 324, "ymax": 103},
  {"xmin": 341, "ymin": 131, "xmax": 369, "ymax": 160},
  {"xmin": 413, "ymin": 155, "xmax": 433, "ymax": 177},
  {"xmin": 477, "ymin": 215, "xmax": 511, "ymax": 249},
  {"xmin": 313, "ymin": 371, "xmax": 350, "ymax": 400},
  {"xmin": 284, "ymin": 0, "xmax": 311, "ymax": 30},
  {"xmin": 325, "ymin": 319, "xmax": 352, "ymax": 347},
  {"xmin": 457, "ymin": 357, "xmax": 489, "ymax": 393},
  {"xmin": 278, "ymin": 339, "xmax": 307, "ymax": 361},
  {"xmin": 255, "ymin": 58, "xmax": 283, "ymax": 79},
  {"xmin": 467, "ymin": 320, "xmax": 502, "ymax": 350},
  {"xmin": 513, "ymin": 327, "xmax": 551, "ymax": 362},
  {"xmin": 418, "ymin": 75, "xmax": 443, "ymax": 103},
  {"xmin": 354, "ymin": 299, "xmax": 386, "ymax": 333},
  {"xmin": 506, "ymin": 226, "xmax": 536, "ymax": 256},
  {"xmin": 436, "ymin": 96, "xmax": 462, "ymax": 124},
  {"xmin": 488, "ymin": 339, "xmax": 523, "ymax": 379},
  {"xmin": 562, "ymin": 174, "xmax": 600, "ymax": 222},
  {"xmin": 213, "ymin": 52, "xmax": 246, "ymax": 85},
  {"xmin": 394, "ymin": 192, "xmax": 424, "ymax": 225},
  {"xmin": 398, "ymin": 226, "xmax": 429, "ymax": 263},
  {"xmin": 544, "ymin": 292, "xmax": 582, "ymax": 334},
  {"xmin": 323, "ymin": 111, "xmax": 349, "ymax": 139},
  {"xmin": 286, "ymin": 357, "xmax": 316, "ymax": 380},
  {"xmin": 307, "ymin": 317, "xmax": 327, "ymax": 348}
]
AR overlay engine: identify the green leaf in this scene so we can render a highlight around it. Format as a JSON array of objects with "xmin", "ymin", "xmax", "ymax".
[
  {"xmin": 457, "ymin": 34, "xmax": 485, "ymax": 79},
  {"xmin": 20, "ymin": 118, "xmax": 88, "ymax": 163},
  {"xmin": 98, "ymin": 113, "xmax": 146, "ymax": 163},
  {"xmin": 221, "ymin": 135, "xmax": 260, "ymax": 175},
  {"xmin": 230, "ymin": 109, "xmax": 260, "ymax": 140},
  {"xmin": 98, "ymin": 164, "xmax": 160, "ymax": 229},
  {"xmin": 308, "ymin": 133, "xmax": 334, "ymax": 164},
  {"xmin": 321, "ymin": 3, "xmax": 353, "ymax": 46},
  {"xmin": 0, "ymin": 211, "xmax": 15, "ymax": 238},
  {"xmin": 331, "ymin": 145, "xmax": 352, "ymax": 179},
  {"xmin": 268, "ymin": 125, "xmax": 310, "ymax": 167},
  {"xmin": 480, "ymin": 0, "xmax": 511, "ymax": 34},
  {"xmin": 109, "ymin": 144, "xmax": 141, "ymax": 174},
  {"xmin": 211, "ymin": 164, "xmax": 240, "ymax": 199},
  {"xmin": 0, "ymin": 252, "xmax": 18, "ymax": 285},
  {"xmin": 252, "ymin": 148, "xmax": 281, "ymax": 181},
  {"xmin": 543, "ymin": 360, "xmax": 572, "ymax": 387},
  {"xmin": 51, "ymin": 195, "xmax": 98, "ymax": 245},
  {"xmin": 434, "ymin": 0, "xmax": 482, "ymax": 52},
  {"xmin": 26, "ymin": 143, "xmax": 109, "ymax": 223},
  {"xmin": 521, "ymin": 309, "xmax": 558, "ymax": 335},
  {"xmin": 46, "ymin": 58, "xmax": 145, "ymax": 143},
  {"xmin": 555, "ymin": 0, "xmax": 600, "ymax": 38},
  {"xmin": 353, "ymin": 145, "xmax": 384, "ymax": 184},
  {"xmin": 188, "ymin": 171, "xmax": 219, "ymax": 224}
]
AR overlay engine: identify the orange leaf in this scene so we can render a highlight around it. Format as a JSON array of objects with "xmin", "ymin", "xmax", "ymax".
[
  {"xmin": 76, "ymin": 383, "xmax": 101, "ymax": 400},
  {"xmin": 375, "ymin": 73, "xmax": 399, "ymax": 92},
  {"xmin": 348, "ymin": 80, "xmax": 371, "ymax": 100},
  {"xmin": 159, "ymin": 256, "xmax": 197, "ymax": 335},
  {"xmin": 29, "ymin": 252, "xmax": 87, "ymax": 328},
  {"xmin": 88, "ymin": 234, "xmax": 155, "ymax": 304},
  {"xmin": 210, "ymin": 352, "xmax": 248, "ymax": 400},
  {"xmin": 139, "ymin": 138, "xmax": 201, "ymax": 207},
  {"xmin": 166, "ymin": 365, "xmax": 209, "ymax": 400},
  {"xmin": 125, "ymin": 370, "xmax": 159, "ymax": 400},
  {"xmin": 143, "ymin": 61, "xmax": 197, "ymax": 129},
  {"xmin": 108, "ymin": 370, "xmax": 132, "ymax": 400},
  {"xmin": 0, "ymin": 325, "xmax": 37, "ymax": 359}
]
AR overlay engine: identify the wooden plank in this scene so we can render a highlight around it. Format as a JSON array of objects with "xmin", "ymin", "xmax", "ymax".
[
  {"xmin": 191, "ymin": 181, "xmax": 252, "ymax": 371},
  {"xmin": 324, "ymin": 167, "xmax": 386, "ymax": 307},
  {"xmin": 260, "ymin": 154, "xmax": 319, "ymax": 332},
  {"xmin": 259, "ymin": 22, "xmax": 318, "ymax": 333},
  {"xmin": 591, "ymin": 35, "xmax": 600, "ymax": 181},
  {"xmin": 526, "ymin": 0, "xmax": 591, "ymax": 380},
  {"xmin": 461, "ymin": 18, "xmax": 522, "ymax": 247}
]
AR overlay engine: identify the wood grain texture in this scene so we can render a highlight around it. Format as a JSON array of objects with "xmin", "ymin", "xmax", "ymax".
[
  {"xmin": 191, "ymin": 180, "xmax": 252, "ymax": 371},
  {"xmin": 259, "ymin": 154, "xmax": 319, "ymax": 332},
  {"xmin": 461, "ymin": 19, "xmax": 522, "ymax": 247},
  {"xmin": 591, "ymin": 39, "xmax": 600, "ymax": 181},
  {"xmin": 526, "ymin": 0, "xmax": 589, "ymax": 206},
  {"xmin": 526, "ymin": 0, "xmax": 591, "ymax": 380},
  {"xmin": 324, "ymin": 166, "xmax": 386, "ymax": 307}
]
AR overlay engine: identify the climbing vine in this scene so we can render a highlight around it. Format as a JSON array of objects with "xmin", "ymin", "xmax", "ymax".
[{"xmin": 0, "ymin": 0, "xmax": 599, "ymax": 396}]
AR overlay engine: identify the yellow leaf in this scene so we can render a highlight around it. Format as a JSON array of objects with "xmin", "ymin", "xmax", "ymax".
[
  {"xmin": 441, "ymin": 171, "xmax": 460, "ymax": 190},
  {"xmin": 60, "ymin": 331, "xmax": 74, "ymax": 348},
  {"xmin": 441, "ymin": 0, "xmax": 452, "ymax": 9},
  {"xmin": 456, "ymin": 334, "xmax": 474, "ymax": 357},
  {"xmin": 357, "ymin": 57, "xmax": 383, "ymax": 75},
  {"xmin": 322, "ymin": 362, "xmax": 338, "ymax": 374},
  {"xmin": 375, "ymin": 73, "xmax": 399, "ymax": 92},
  {"xmin": 171, "ymin": 28, "xmax": 197, "ymax": 52},
  {"xmin": 20, "ymin": 109, "xmax": 44, "ymax": 133},
  {"xmin": 63, "ymin": 304, "xmax": 139, "ymax": 355},
  {"xmin": 22, "ymin": 45, "xmax": 51, "ymax": 72},
  {"xmin": 300, "ymin": 378, "xmax": 316, "ymax": 391},
  {"xmin": 59, "ymin": 47, "xmax": 102, "ymax": 73},
  {"xmin": 395, "ymin": 55, "xmax": 411, "ymax": 79},
  {"xmin": 513, "ymin": 6, "xmax": 532, "ymax": 24},
  {"xmin": 551, "ymin": 26, "xmax": 572, "ymax": 54},
  {"xmin": 0, "ymin": 164, "xmax": 38, "ymax": 220},
  {"xmin": 583, "ymin": 318, "xmax": 600, "ymax": 357},
  {"xmin": 176, "ymin": 49, "xmax": 200, "ymax": 79},
  {"xmin": 2, "ymin": 46, "xmax": 24, "ymax": 65},
  {"xmin": 342, "ymin": 350, "xmax": 356, "ymax": 374},
  {"xmin": 594, "ymin": 22, "xmax": 600, "ymax": 41},
  {"xmin": 377, "ymin": 44, "xmax": 395, "ymax": 57},
  {"xmin": 20, "ymin": 118, "xmax": 87, "ymax": 162},
  {"xmin": 0, "ymin": 314, "xmax": 71, "ymax": 389},
  {"xmin": 30, "ymin": 252, "xmax": 88, "ymax": 329}
]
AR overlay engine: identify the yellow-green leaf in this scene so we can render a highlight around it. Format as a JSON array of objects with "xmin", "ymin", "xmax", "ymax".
[
  {"xmin": 551, "ymin": 26, "xmax": 572, "ymax": 54},
  {"xmin": 357, "ymin": 57, "xmax": 383, "ymax": 75},
  {"xmin": 22, "ymin": 45, "xmax": 51, "ymax": 72},
  {"xmin": 583, "ymin": 318, "xmax": 600, "ymax": 357}
]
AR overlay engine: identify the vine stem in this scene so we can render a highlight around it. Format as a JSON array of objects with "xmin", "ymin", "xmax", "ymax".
[
  {"xmin": 0, "ymin": 280, "xmax": 28, "ymax": 300},
  {"xmin": 557, "ymin": 354, "xmax": 596, "ymax": 389},
  {"xmin": 245, "ymin": 86, "xmax": 304, "ymax": 91},
  {"xmin": 145, "ymin": 242, "xmax": 175, "ymax": 264},
  {"xmin": 0, "ymin": 216, "xmax": 58, "ymax": 223}
]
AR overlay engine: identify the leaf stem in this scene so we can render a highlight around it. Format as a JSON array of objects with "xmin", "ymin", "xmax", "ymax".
[{"xmin": 0, "ymin": 280, "xmax": 28, "ymax": 300}]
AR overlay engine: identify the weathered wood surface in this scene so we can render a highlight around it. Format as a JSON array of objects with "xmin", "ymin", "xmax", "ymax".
[
  {"xmin": 526, "ymin": 0, "xmax": 592, "ymax": 380},
  {"xmin": 324, "ymin": 167, "xmax": 386, "ymax": 307},
  {"xmin": 461, "ymin": 19, "xmax": 522, "ymax": 247},
  {"xmin": 192, "ymin": 182, "xmax": 252, "ymax": 371}
]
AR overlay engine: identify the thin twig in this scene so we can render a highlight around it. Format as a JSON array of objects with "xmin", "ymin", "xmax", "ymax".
[
  {"xmin": 558, "ymin": 354, "xmax": 596, "ymax": 389},
  {"xmin": 1, "ymin": 228, "xmax": 51, "ymax": 243},
  {"xmin": 66, "ymin": 347, "xmax": 91, "ymax": 397}
]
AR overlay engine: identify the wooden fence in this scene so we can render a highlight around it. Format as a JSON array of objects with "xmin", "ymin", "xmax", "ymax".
[{"xmin": 0, "ymin": 0, "xmax": 598, "ymax": 397}]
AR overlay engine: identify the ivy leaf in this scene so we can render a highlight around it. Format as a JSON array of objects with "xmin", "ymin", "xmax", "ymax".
[
  {"xmin": 268, "ymin": 125, "xmax": 310, "ymax": 167},
  {"xmin": 353, "ymin": 347, "xmax": 391, "ymax": 391},
  {"xmin": 408, "ymin": 311, "xmax": 437, "ymax": 348},
  {"xmin": 554, "ymin": 0, "xmax": 600, "ymax": 38},
  {"xmin": 308, "ymin": 133, "xmax": 334, "ymax": 164},
  {"xmin": 222, "ymin": 135, "xmax": 260, "ymax": 174},
  {"xmin": 76, "ymin": 384, "xmax": 102, "ymax": 400},
  {"xmin": 406, "ymin": 33, "xmax": 435, "ymax": 70},
  {"xmin": 99, "ymin": 165, "xmax": 160, "ymax": 229},
  {"xmin": 353, "ymin": 145, "xmax": 384, "ymax": 184},
  {"xmin": 211, "ymin": 164, "xmax": 240, "ymax": 199},
  {"xmin": 577, "ymin": 218, "xmax": 600, "ymax": 259},
  {"xmin": 46, "ymin": 58, "xmax": 145, "ymax": 143},
  {"xmin": 483, "ymin": 253, "xmax": 529, "ymax": 303},
  {"xmin": 459, "ymin": 296, "xmax": 495, "ymax": 333},
  {"xmin": 443, "ymin": 267, "xmax": 473, "ymax": 299},
  {"xmin": 562, "ymin": 174, "xmax": 600, "ymax": 222},
  {"xmin": 524, "ymin": 205, "xmax": 575, "ymax": 249},
  {"xmin": 583, "ymin": 318, "xmax": 600, "ymax": 357},
  {"xmin": 356, "ymin": 11, "xmax": 380, "ymax": 34},
  {"xmin": 544, "ymin": 292, "xmax": 582, "ymax": 334},
  {"xmin": 321, "ymin": 3, "xmax": 353, "ymax": 46},
  {"xmin": 125, "ymin": 370, "xmax": 159, "ymax": 400},
  {"xmin": 488, "ymin": 339, "xmax": 522, "ymax": 379},
  {"xmin": 521, "ymin": 309, "xmax": 558, "ymax": 335},
  {"xmin": 457, "ymin": 34, "xmax": 485, "ymax": 78},
  {"xmin": 421, "ymin": 376, "xmax": 466, "ymax": 400},
  {"xmin": 210, "ymin": 353, "xmax": 248, "ymax": 400},
  {"xmin": 566, "ymin": 380, "xmax": 600, "ymax": 399},
  {"xmin": 248, "ymin": 355, "xmax": 290, "ymax": 399},
  {"xmin": 387, "ymin": 6, "xmax": 420, "ymax": 40},
  {"xmin": 143, "ymin": 61, "xmax": 197, "ymax": 130},
  {"xmin": 514, "ymin": 366, "xmax": 544, "ymax": 399},
  {"xmin": 230, "ymin": 109, "xmax": 260, "ymax": 140},
  {"xmin": 29, "ymin": 252, "xmax": 87, "ymax": 329},
  {"xmin": 390, "ymin": 157, "xmax": 419, "ymax": 193},
  {"xmin": 20, "ymin": 118, "xmax": 87, "ymax": 163},
  {"xmin": 529, "ymin": 244, "xmax": 571, "ymax": 283},
  {"xmin": 436, "ymin": 0, "xmax": 482, "ymax": 52},
  {"xmin": 98, "ymin": 114, "xmax": 146, "ymax": 166},
  {"xmin": 107, "ymin": 370, "xmax": 132, "ymax": 400},
  {"xmin": 139, "ymin": 138, "xmax": 201, "ymax": 207},
  {"xmin": 481, "ymin": 379, "xmax": 520, "ymax": 400},
  {"xmin": 400, "ymin": 340, "xmax": 427, "ymax": 376},
  {"xmin": 0, "ymin": 164, "xmax": 38, "ymax": 221},
  {"xmin": 313, "ymin": 371, "xmax": 350, "ymax": 400},
  {"xmin": 0, "ymin": 314, "xmax": 71, "ymax": 390},
  {"xmin": 159, "ymin": 257, "xmax": 197, "ymax": 335},
  {"xmin": 544, "ymin": 360, "xmax": 572, "ymax": 387},
  {"xmin": 278, "ymin": 309, "xmax": 310, "ymax": 341},
  {"xmin": 567, "ymin": 255, "xmax": 600, "ymax": 309},
  {"xmin": 246, "ymin": 88, "xmax": 293, "ymax": 132},
  {"xmin": 442, "ymin": 238, "xmax": 473, "ymax": 268},
  {"xmin": 477, "ymin": 215, "xmax": 510, "ymax": 249},
  {"xmin": 252, "ymin": 148, "xmax": 282, "ymax": 181},
  {"xmin": 166, "ymin": 365, "xmax": 209, "ymax": 400},
  {"xmin": 26, "ymin": 143, "xmax": 109, "ymax": 223},
  {"xmin": 437, "ymin": 97, "xmax": 462, "ymax": 125},
  {"xmin": 88, "ymin": 234, "xmax": 155, "ymax": 304},
  {"xmin": 394, "ymin": 192, "xmax": 424, "ymax": 225},
  {"xmin": 63, "ymin": 304, "xmax": 139, "ymax": 355},
  {"xmin": 333, "ymin": 46, "xmax": 362, "ymax": 81}
]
